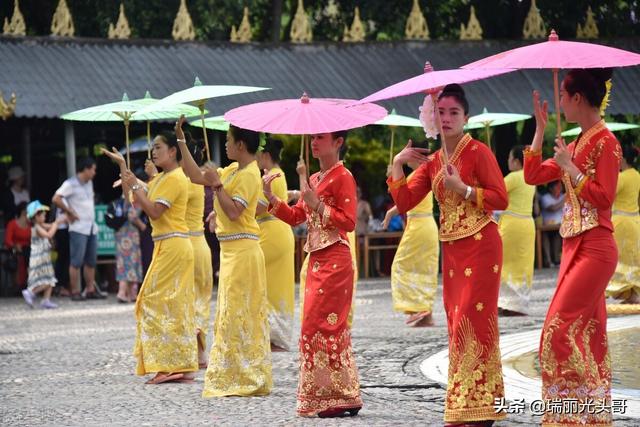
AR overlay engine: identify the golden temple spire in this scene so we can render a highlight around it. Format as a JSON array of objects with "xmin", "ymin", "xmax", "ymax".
[
  {"xmin": 108, "ymin": 3, "xmax": 131, "ymax": 40},
  {"xmin": 290, "ymin": 0, "xmax": 313, "ymax": 43},
  {"xmin": 50, "ymin": 0, "xmax": 75, "ymax": 37},
  {"xmin": 231, "ymin": 7, "xmax": 252, "ymax": 43},
  {"xmin": 172, "ymin": 0, "xmax": 195, "ymax": 41},
  {"xmin": 460, "ymin": 5, "xmax": 482, "ymax": 40},
  {"xmin": 343, "ymin": 6, "xmax": 365, "ymax": 43},
  {"xmin": 522, "ymin": 0, "xmax": 546, "ymax": 39},
  {"xmin": 576, "ymin": 6, "xmax": 599, "ymax": 39},
  {"xmin": 405, "ymin": 0, "xmax": 429, "ymax": 41},
  {"xmin": 3, "ymin": 0, "xmax": 26, "ymax": 36}
]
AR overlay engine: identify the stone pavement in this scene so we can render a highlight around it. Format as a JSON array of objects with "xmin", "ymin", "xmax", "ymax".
[{"xmin": 0, "ymin": 268, "xmax": 636, "ymax": 426}]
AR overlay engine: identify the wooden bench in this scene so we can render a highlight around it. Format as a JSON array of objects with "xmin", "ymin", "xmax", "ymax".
[{"xmin": 362, "ymin": 231, "xmax": 403, "ymax": 278}]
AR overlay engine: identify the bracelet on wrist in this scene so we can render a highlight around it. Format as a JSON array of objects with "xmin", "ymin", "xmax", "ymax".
[
  {"xmin": 177, "ymin": 138, "xmax": 186, "ymax": 143},
  {"xmin": 464, "ymin": 185, "xmax": 472, "ymax": 200}
]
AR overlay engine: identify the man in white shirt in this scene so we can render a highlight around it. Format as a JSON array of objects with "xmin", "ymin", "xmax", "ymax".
[
  {"xmin": 53, "ymin": 157, "xmax": 105, "ymax": 301},
  {"xmin": 540, "ymin": 180, "xmax": 565, "ymax": 268}
]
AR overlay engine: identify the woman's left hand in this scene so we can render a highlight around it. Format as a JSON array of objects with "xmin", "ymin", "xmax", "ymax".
[
  {"xmin": 174, "ymin": 115, "xmax": 187, "ymax": 141},
  {"xmin": 101, "ymin": 147, "xmax": 126, "ymax": 165},
  {"xmin": 553, "ymin": 137, "xmax": 573, "ymax": 170},
  {"xmin": 443, "ymin": 164, "xmax": 464, "ymax": 192},
  {"xmin": 203, "ymin": 164, "xmax": 222, "ymax": 188}
]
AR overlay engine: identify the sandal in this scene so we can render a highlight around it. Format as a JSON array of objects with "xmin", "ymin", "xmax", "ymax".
[
  {"xmin": 317, "ymin": 406, "xmax": 361, "ymax": 418},
  {"xmin": 405, "ymin": 311, "xmax": 433, "ymax": 326}
]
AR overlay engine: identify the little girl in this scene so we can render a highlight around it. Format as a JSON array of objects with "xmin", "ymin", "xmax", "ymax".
[{"xmin": 22, "ymin": 201, "xmax": 65, "ymax": 309}]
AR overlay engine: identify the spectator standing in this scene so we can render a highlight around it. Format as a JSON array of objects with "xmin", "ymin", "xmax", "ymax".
[
  {"xmin": 52, "ymin": 157, "xmax": 105, "ymax": 301},
  {"xmin": 4, "ymin": 201, "xmax": 31, "ymax": 290}
]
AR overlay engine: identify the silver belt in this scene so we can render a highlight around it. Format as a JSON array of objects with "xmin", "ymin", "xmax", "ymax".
[
  {"xmin": 407, "ymin": 213, "xmax": 433, "ymax": 219},
  {"xmin": 218, "ymin": 233, "xmax": 259, "ymax": 241},
  {"xmin": 152, "ymin": 232, "xmax": 190, "ymax": 242},
  {"xmin": 188, "ymin": 231, "xmax": 204, "ymax": 237},
  {"xmin": 612, "ymin": 210, "xmax": 639, "ymax": 217},
  {"xmin": 501, "ymin": 211, "xmax": 532, "ymax": 219}
]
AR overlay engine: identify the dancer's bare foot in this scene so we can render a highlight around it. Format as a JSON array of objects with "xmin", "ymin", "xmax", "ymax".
[
  {"xmin": 406, "ymin": 311, "xmax": 434, "ymax": 327},
  {"xmin": 271, "ymin": 342, "xmax": 287, "ymax": 352},
  {"xmin": 498, "ymin": 307, "xmax": 527, "ymax": 316},
  {"xmin": 622, "ymin": 291, "xmax": 640, "ymax": 304}
]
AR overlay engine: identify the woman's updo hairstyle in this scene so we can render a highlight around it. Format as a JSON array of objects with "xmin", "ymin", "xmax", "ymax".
[
  {"xmin": 229, "ymin": 125, "xmax": 260, "ymax": 154},
  {"xmin": 510, "ymin": 145, "xmax": 525, "ymax": 165},
  {"xmin": 156, "ymin": 130, "xmax": 182, "ymax": 162},
  {"xmin": 564, "ymin": 68, "xmax": 613, "ymax": 109},
  {"xmin": 185, "ymin": 131, "xmax": 206, "ymax": 166},
  {"xmin": 438, "ymin": 83, "xmax": 469, "ymax": 115},
  {"xmin": 263, "ymin": 138, "xmax": 284, "ymax": 163}
]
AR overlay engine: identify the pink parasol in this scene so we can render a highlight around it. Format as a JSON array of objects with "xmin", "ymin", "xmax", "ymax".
[
  {"xmin": 224, "ymin": 93, "xmax": 387, "ymax": 135},
  {"xmin": 463, "ymin": 30, "xmax": 640, "ymax": 137},
  {"xmin": 358, "ymin": 68, "xmax": 514, "ymax": 105},
  {"xmin": 224, "ymin": 92, "xmax": 386, "ymax": 165},
  {"xmin": 357, "ymin": 63, "xmax": 513, "ymax": 165}
]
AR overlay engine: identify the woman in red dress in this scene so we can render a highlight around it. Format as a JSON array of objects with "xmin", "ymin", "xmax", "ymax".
[
  {"xmin": 387, "ymin": 84, "xmax": 508, "ymax": 426},
  {"xmin": 525, "ymin": 69, "xmax": 620, "ymax": 427},
  {"xmin": 263, "ymin": 131, "xmax": 362, "ymax": 418}
]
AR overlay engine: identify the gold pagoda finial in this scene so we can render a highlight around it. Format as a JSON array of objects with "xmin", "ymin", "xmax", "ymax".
[
  {"xmin": 3, "ymin": 0, "xmax": 26, "ymax": 36},
  {"xmin": 50, "ymin": 0, "xmax": 74, "ymax": 37},
  {"xmin": 460, "ymin": 5, "xmax": 482, "ymax": 40},
  {"xmin": 523, "ymin": 0, "xmax": 546, "ymax": 39},
  {"xmin": 0, "ymin": 91, "xmax": 17, "ymax": 121},
  {"xmin": 172, "ymin": 0, "xmax": 195, "ymax": 41},
  {"xmin": 405, "ymin": 0, "xmax": 429, "ymax": 40},
  {"xmin": 343, "ymin": 6, "xmax": 365, "ymax": 43},
  {"xmin": 231, "ymin": 7, "xmax": 252, "ymax": 43},
  {"xmin": 576, "ymin": 6, "xmax": 599, "ymax": 39},
  {"xmin": 290, "ymin": 0, "xmax": 312, "ymax": 43},
  {"xmin": 108, "ymin": 3, "xmax": 131, "ymax": 40}
]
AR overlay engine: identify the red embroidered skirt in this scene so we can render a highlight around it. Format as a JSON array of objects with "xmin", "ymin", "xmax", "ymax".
[
  {"xmin": 442, "ymin": 222, "xmax": 506, "ymax": 423},
  {"xmin": 539, "ymin": 226, "xmax": 617, "ymax": 427},
  {"xmin": 297, "ymin": 243, "xmax": 362, "ymax": 416}
]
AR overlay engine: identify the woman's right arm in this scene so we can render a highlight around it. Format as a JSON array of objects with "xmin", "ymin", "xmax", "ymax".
[
  {"xmin": 524, "ymin": 91, "xmax": 562, "ymax": 185},
  {"xmin": 387, "ymin": 141, "xmax": 432, "ymax": 213}
]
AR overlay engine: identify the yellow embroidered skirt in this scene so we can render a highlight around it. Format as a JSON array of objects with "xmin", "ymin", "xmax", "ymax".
[
  {"xmin": 390, "ymin": 215, "xmax": 439, "ymax": 313},
  {"xmin": 606, "ymin": 212, "xmax": 640, "ymax": 299},
  {"xmin": 498, "ymin": 213, "xmax": 535, "ymax": 313},
  {"xmin": 134, "ymin": 236, "xmax": 197, "ymax": 375},
  {"xmin": 258, "ymin": 217, "xmax": 295, "ymax": 350},
  {"xmin": 190, "ymin": 233, "xmax": 213, "ymax": 350},
  {"xmin": 202, "ymin": 238, "xmax": 272, "ymax": 397}
]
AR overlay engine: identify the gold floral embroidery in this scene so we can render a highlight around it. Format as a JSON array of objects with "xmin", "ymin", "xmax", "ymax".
[
  {"xmin": 332, "ymin": 264, "xmax": 337, "ymax": 269},
  {"xmin": 345, "ymin": 198, "xmax": 350, "ymax": 203},
  {"xmin": 475, "ymin": 302, "xmax": 484, "ymax": 312},
  {"xmin": 540, "ymin": 313, "xmax": 612, "ymax": 426},
  {"xmin": 449, "ymin": 269, "xmax": 454, "ymax": 278},
  {"xmin": 445, "ymin": 316, "xmax": 505, "ymax": 422},
  {"xmin": 492, "ymin": 265, "xmax": 499, "ymax": 273},
  {"xmin": 327, "ymin": 313, "xmax": 338, "ymax": 325},
  {"xmin": 297, "ymin": 329, "xmax": 362, "ymax": 415},
  {"xmin": 312, "ymin": 261, "xmax": 320, "ymax": 272},
  {"xmin": 464, "ymin": 268, "xmax": 472, "ymax": 277},
  {"xmin": 473, "ymin": 232, "xmax": 483, "ymax": 240},
  {"xmin": 318, "ymin": 289, "xmax": 324, "ymax": 294}
]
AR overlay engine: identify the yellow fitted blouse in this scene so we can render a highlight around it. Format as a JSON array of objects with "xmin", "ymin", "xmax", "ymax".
[
  {"xmin": 147, "ymin": 167, "xmax": 189, "ymax": 238},
  {"xmin": 613, "ymin": 168, "xmax": 640, "ymax": 214},
  {"xmin": 257, "ymin": 167, "xmax": 287, "ymax": 223},
  {"xmin": 215, "ymin": 161, "xmax": 262, "ymax": 241},
  {"xmin": 503, "ymin": 170, "xmax": 535, "ymax": 216},
  {"xmin": 185, "ymin": 181, "xmax": 205, "ymax": 233},
  {"xmin": 407, "ymin": 172, "xmax": 434, "ymax": 217}
]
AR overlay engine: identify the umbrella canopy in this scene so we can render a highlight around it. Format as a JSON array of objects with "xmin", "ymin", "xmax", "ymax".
[
  {"xmin": 561, "ymin": 122, "xmax": 639, "ymax": 137},
  {"xmin": 61, "ymin": 93, "xmax": 144, "ymax": 122},
  {"xmin": 224, "ymin": 93, "xmax": 387, "ymax": 135},
  {"xmin": 118, "ymin": 136, "xmax": 153, "ymax": 154},
  {"xmin": 465, "ymin": 108, "xmax": 531, "ymax": 130},
  {"xmin": 374, "ymin": 109, "xmax": 422, "ymax": 127},
  {"xmin": 188, "ymin": 115, "xmax": 230, "ymax": 131},
  {"xmin": 358, "ymin": 67, "xmax": 514, "ymax": 105},
  {"xmin": 463, "ymin": 31, "xmax": 640, "ymax": 70},
  {"xmin": 135, "ymin": 77, "xmax": 270, "ymax": 161},
  {"xmin": 463, "ymin": 30, "xmax": 640, "ymax": 138}
]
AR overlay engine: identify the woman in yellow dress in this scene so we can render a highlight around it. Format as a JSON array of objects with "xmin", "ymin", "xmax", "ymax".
[
  {"xmin": 177, "ymin": 117, "xmax": 272, "ymax": 397},
  {"xmin": 606, "ymin": 145, "xmax": 640, "ymax": 303},
  {"xmin": 103, "ymin": 131, "xmax": 198, "ymax": 385},
  {"xmin": 256, "ymin": 138, "xmax": 295, "ymax": 351},
  {"xmin": 498, "ymin": 145, "xmax": 536, "ymax": 316},
  {"xmin": 384, "ymin": 159, "xmax": 439, "ymax": 327},
  {"xmin": 182, "ymin": 138, "xmax": 213, "ymax": 368}
]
